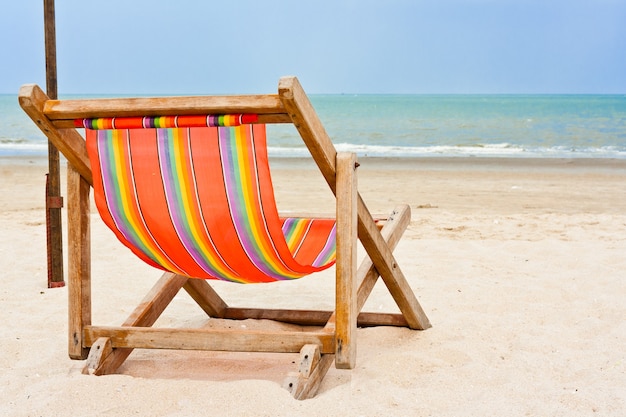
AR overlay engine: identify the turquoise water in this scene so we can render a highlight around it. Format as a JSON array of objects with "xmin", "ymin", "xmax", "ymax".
[{"xmin": 2, "ymin": 93, "xmax": 625, "ymax": 158}]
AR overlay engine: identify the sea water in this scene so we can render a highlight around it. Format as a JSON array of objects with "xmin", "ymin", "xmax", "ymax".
[{"xmin": 2, "ymin": 93, "xmax": 625, "ymax": 158}]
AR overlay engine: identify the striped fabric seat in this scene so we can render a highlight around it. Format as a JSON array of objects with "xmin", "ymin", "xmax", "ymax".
[{"xmin": 84, "ymin": 116, "xmax": 336, "ymax": 283}]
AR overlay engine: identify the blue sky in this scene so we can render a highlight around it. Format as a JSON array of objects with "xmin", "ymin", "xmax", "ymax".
[{"xmin": 2, "ymin": 0, "xmax": 625, "ymax": 94}]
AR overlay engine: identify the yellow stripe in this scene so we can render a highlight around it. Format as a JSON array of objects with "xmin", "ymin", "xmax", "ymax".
[
  {"xmin": 112, "ymin": 130, "xmax": 174, "ymax": 269},
  {"xmin": 171, "ymin": 129, "xmax": 235, "ymax": 278},
  {"xmin": 234, "ymin": 126, "xmax": 293, "ymax": 276},
  {"xmin": 286, "ymin": 219, "xmax": 308, "ymax": 252},
  {"xmin": 173, "ymin": 129, "xmax": 205, "ymax": 247}
]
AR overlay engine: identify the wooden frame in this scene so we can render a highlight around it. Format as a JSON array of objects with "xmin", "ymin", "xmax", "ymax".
[{"xmin": 19, "ymin": 76, "xmax": 430, "ymax": 399}]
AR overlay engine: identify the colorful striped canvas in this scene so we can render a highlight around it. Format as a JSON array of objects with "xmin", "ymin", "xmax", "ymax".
[
  {"xmin": 84, "ymin": 122, "xmax": 336, "ymax": 283},
  {"xmin": 76, "ymin": 114, "xmax": 258, "ymax": 130}
]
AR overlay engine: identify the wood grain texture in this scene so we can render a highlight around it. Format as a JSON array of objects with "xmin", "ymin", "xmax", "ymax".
[
  {"xmin": 67, "ymin": 165, "xmax": 91, "ymax": 360},
  {"xmin": 43, "ymin": 95, "xmax": 286, "ymax": 120},
  {"xmin": 335, "ymin": 152, "xmax": 358, "ymax": 369}
]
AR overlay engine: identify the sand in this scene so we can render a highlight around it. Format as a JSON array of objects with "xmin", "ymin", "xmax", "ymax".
[{"xmin": 1, "ymin": 155, "xmax": 625, "ymax": 416}]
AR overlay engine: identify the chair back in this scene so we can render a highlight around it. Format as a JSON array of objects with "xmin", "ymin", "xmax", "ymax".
[{"xmin": 83, "ymin": 116, "xmax": 336, "ymax": 283}]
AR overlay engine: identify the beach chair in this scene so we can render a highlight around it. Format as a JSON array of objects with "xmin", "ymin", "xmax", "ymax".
[{"xmin": 19, "ymin": 76, "xmax": 430, "ymax": 399}]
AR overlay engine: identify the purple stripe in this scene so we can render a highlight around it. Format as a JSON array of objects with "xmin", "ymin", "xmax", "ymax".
[
  {"xmin": 219, "ymin": 127, "xmax": 295, "ymax": 279},
  {"xmin": 97, "ymin": 129, "xmax": 189, "ymax": 275},
  {"xmin": 312, "ymin": 222, "xmax": 337, "ymax": 267},
  {"xmin": 96, "ymin": 131, "xmax": 152, "ymax": 256},
  {"xmin": 157, "ymin": 130, "xmax": 206, "ymax": 266},
  {"xmin": 156, "ymin": 129, "xmax": 234, "ymax": 280}
]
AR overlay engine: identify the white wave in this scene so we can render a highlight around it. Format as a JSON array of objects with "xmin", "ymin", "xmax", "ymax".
[
  {"xmin": 1, "ymin": 141, "xmax": 624, "ymax": 159},
  {"xmin": 0, "ymin": 142, "xmax": 48, "ymax": 152},
  {"xmin": 269, "ymin": 143, "xmax": 626, "ymax": 159}
]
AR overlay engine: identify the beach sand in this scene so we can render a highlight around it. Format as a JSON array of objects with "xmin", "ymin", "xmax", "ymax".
[{"xmin": 1, "ymin": 155, "xmax": 625, "ymax": 416}]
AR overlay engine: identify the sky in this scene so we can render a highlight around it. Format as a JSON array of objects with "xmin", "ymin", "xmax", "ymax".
[{"xmin": 1, "ymin": 0, "xmax": 625, "ymax": 95}]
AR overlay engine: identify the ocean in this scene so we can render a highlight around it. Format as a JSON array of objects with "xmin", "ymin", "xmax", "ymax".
[{"xmin": 2, "ymin": 93, "xmax": 625, "ymax": 158}]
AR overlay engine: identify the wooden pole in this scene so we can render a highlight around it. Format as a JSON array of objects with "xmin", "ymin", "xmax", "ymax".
[{"xmin": 44, "ymin": 0, "xmax": 65, "ymax": 288}]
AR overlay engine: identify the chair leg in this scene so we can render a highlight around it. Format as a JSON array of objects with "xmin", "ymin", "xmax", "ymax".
[
  {"xmin": 82, "ymin": 337, "xmax": 112, "ymax": 375},
  {"xmin": 356, "ymin": 204, "xmax": 411, "ymax": 312},
  {"xmin": 183, "ymin": 278, "xmax": 228, "ymax": 318},
  {"xmin": 357, "ymin": 198, "xmax": 432, "ymax": 330},
  {"xmin": 67, "ymin": 165, "xmax": 91, "ymax": 360},
  {"xmin": 82, "ymin": 272, "xmax": 188, "ymax": 375},
  {"xmin": 279, "ymin": 76, "xmax": 430, "ymax": 330},
  {"xmin": 323, "ymin": 203, "xmax": 412, "ymax": 333},
  {"xmin": 283, "ymin": 344, "xmax": 334, "ymax": 400},
  {"xmin": 335, "ymin": 152, "xmax": 358, "ymax": 369}
]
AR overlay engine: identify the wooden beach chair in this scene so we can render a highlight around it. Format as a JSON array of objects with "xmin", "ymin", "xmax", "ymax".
[{"xmin": 19, "ymin": 76, "xmax": 430, "ymax": 399}]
